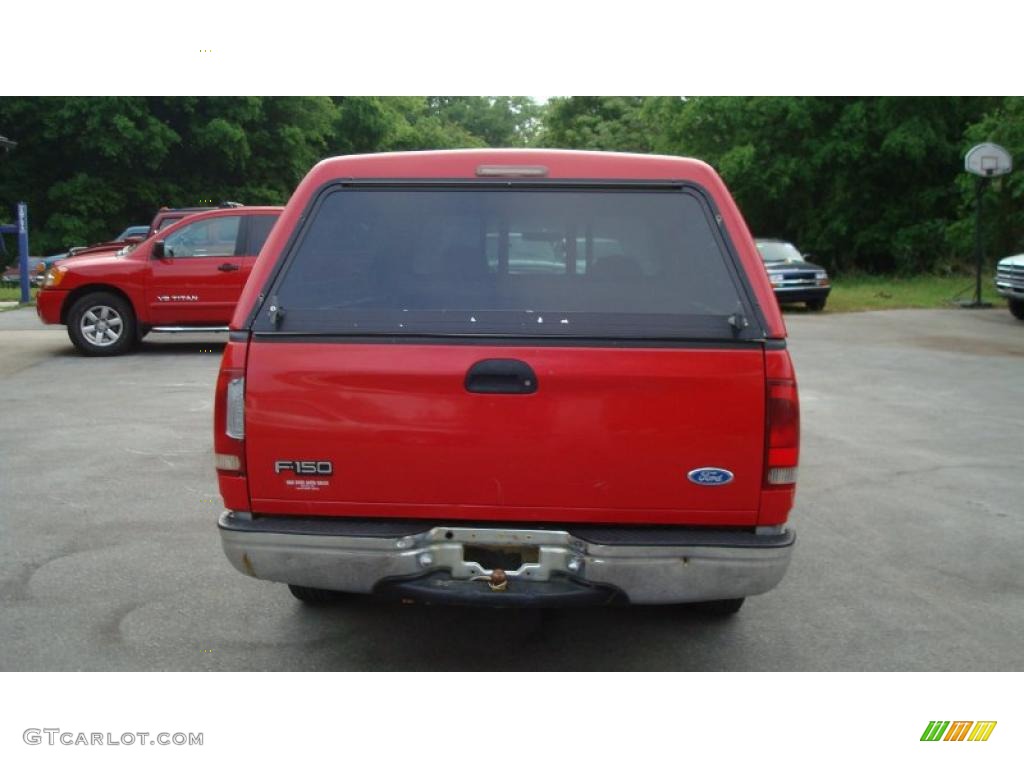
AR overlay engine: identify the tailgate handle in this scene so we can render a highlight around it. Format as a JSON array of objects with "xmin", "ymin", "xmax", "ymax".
[{"xmin": 465, "ymin": 359, "xmax": 538, "ymax": 395}]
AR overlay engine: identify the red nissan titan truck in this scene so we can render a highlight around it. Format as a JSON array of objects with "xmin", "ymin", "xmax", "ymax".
[
  {"xmin": 37, "ymin": 206, "xmax": 282, "ymax": 355},
  {"xmin": 215, "ymin": 150, "xmax": 800, "ymax": 613}
]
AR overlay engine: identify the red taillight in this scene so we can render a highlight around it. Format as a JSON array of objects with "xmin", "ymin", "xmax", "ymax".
[
  {"xmin": 214, "ymin": 365, "xmax": 246, "ymax": 476},
  {"xmin": 764, "ymin": 358, "xmax": 800, "ymax": 487}
]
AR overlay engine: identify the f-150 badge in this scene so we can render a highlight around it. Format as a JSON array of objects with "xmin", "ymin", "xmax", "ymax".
[
  {"xmin": 276, "ymin": 460, "xmax": 333, "ymax": 491},
  {"xmin": 275, "ymin": 460, "xmax": 333, "ymax": 476}
]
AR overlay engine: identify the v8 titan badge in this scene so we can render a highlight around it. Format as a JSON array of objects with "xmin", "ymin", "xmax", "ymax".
[{"xmin": 156, "ymin": 294, "xmax": 199, "ymax": 302}]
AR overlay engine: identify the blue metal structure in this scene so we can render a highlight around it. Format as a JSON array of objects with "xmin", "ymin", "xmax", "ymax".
[{"xmin": 0, "ymin": 202, "xmax": 30, "ymax": 303}]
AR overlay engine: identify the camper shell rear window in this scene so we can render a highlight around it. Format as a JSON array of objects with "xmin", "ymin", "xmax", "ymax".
[{"xmin": 253, "ymin": 183, "xmax": 761, "ymax": 340}]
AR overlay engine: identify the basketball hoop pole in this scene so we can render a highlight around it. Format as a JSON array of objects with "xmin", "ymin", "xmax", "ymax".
[
  {"xmin": 961, "ymin": 143, "xmax": 1012, "ymax": 309},
  {"xmin": 964, "ymin": 176, "xmax": 993, "ymax": 308}
]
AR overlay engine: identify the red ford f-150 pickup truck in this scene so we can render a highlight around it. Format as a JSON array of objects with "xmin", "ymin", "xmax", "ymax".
[
  {"xmin": 37, "ymin": 206, "xmax": 282, "ymax": 355},
  {"xmin": 215, "ymin": 150, "xmax": 799, "ymax": 613}
]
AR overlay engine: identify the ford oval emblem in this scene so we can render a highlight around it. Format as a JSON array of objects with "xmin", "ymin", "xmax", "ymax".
[{"xmin": 687, "ymin": 467, "xmax": 734, "ymax": 486}]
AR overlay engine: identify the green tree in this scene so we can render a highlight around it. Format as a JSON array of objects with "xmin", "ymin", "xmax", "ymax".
[
  {"xmin": 331, "ymin": 97, "xmax": 396, "ymax": 155},
  {"xmin": 149, "ymin": 96, "xmax": 336, "ymax": 206},
  {"xmin": 2, "ymin": 96, "xmax": 1009, "ymax": 275},
  {"xmin": 426, "ymin": 97, "xmax": 542, "ymax": 146},
  {"xmin": 644, "ymin": 96, "xmax": 997, "ymax": 274},
  {"xmin": 1, "ymin": 95, "xmax": 542, "ymax": 258},
  {"xmin": 538, "ymin": 97, "xmax": 653, "ymax": 152},
  {"xmin": 329, "ymin": 96, "xmax": 486, "ymax": 153},
  {"xmin": 1, "ymin": 97, "xmax": 179, "ymax": 253},
  {"xmin": 953, "ymin": 97, "xmax": 1024, "ymax": 262},
  {"xmin": 0, "ymin": 96, "xmax": 337, "ymax": 255}
]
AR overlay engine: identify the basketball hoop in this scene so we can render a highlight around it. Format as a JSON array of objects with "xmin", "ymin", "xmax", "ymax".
[
  {"xmin": 961, "ymin": 143, "xmax": 1013, "ymax": 308},
  {"xmin": 965, "ymin": 143, "xmax": 1012, "ymax": 177}
]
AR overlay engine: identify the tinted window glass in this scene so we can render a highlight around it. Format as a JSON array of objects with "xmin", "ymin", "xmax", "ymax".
[
  {"xmin": 163, "ymin": 216, "xmax": 241, "ymax": 258},
  {"xmin": 116, "ymin": 226, "xmax": 149, "ymax": 240},
  {"xmin": 756, "ymin": 241, "xmax": 804, "ymax": 263},
  {"xmin": 245, "ymin": 215, "xmax": 279, "ymax": 256},
  {"xmin": 261, "ymin": 187, "xmax": 750, "ymax": 338},
  {"xmin": 156, "ymin": 215, "xmax": 183, "ymax": 233}
]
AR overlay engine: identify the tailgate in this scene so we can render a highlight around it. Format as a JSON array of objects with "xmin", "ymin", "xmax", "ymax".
[{"xmin": 245, "ymin": 341, "xmax": 765, "ymax": 525}]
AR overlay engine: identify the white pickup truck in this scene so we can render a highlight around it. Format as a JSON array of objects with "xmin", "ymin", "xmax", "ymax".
[{"xmin": 995, "ymin": 253, "xmax": 1024, "ymax": 320}]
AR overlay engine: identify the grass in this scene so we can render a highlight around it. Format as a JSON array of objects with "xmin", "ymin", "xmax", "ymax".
[
  {"xmin": 791, "ymin": 274, "xmax": 1005, "ymax": 314},
  {"xmin": 0, "ymin": 284, "xmax": 37, "ymax": 306}
]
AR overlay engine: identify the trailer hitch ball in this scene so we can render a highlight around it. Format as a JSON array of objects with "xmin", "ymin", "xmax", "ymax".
[{"xmin": 488, "ymin": 568, "xmax": 509, "ymax": 591}]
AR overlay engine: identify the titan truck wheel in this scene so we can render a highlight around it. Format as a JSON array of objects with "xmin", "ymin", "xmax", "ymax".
[{"xmin": 67, "ymin": 291, "xmax": 137, "ymax": 356}]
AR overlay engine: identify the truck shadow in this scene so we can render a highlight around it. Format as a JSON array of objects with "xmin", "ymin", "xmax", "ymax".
[
  {"xmin": 780, "ymin": 305, "xmax": 825, "ymax": 315},
  {"xmin": 290, "ymin": 599, "xmax": 750, "ymax": 671},
  {"xmin": 135, "ymin": 340, "xmax": 227, "ymax": 356},
  {"xmin": 47, "ymin": 340, "xmax": 226, "ymax": 358}
]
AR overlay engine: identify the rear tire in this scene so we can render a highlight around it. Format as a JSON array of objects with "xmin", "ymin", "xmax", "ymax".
[
  {"xmin": 67, "ymin": 291, "xmax": 137, "ymax": 356},
  {"xmin": 1009, "ymin": 299, "xmax": 1024, "ymax": 321},
  {"xmin": 288, "ymin": 584, "xmax": 347, "ymax": 604},
  {"xmin": 806, "ymin": 298, "xmax": 826, "ymax": 311},
  {"xmin": 692, "ymin": 597, "xmax": 745, "ymax": 616}
]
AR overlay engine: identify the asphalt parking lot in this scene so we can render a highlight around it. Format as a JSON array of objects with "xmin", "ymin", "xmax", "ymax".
[{"xmin": 0, "ymin": 305, "xmax": 1021, "ymax": 671}]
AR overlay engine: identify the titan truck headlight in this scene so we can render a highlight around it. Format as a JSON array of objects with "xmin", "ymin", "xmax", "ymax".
[{"xmin": 44, "ymin": 266, "xmax": 67, "ymax": 289}]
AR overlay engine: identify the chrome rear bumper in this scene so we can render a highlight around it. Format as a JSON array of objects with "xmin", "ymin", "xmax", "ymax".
[{"xmin": 218, "ymin": 512, "xmax": 795, "ymax": 605}]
